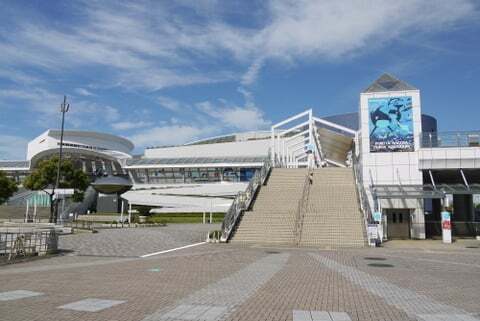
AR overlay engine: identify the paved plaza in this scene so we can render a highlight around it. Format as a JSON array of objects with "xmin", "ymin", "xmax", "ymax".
[
  {"xmin": 0, "ymin": 228, "xmax": 479, "ymax": 321},
  {"xmin": 59, "ymin": 224, "xmax": 220, "ymax": 257}
]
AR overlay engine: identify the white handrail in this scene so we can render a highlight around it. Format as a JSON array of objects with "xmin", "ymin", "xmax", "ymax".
[
  {"xmin": 294, "ymin": 169, "xmax": 312, "ymax": 246},
  {"xmin": 352, "ymin": 140, "xmax": 372, "ymax": 245}
]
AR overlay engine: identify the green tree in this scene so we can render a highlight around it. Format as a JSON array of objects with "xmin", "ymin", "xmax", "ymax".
[
  {"xmin": 0, "ymin": 171, "xmax": 18, "ymax": 205},
  {"xmin": 24, "ymin": 157, "xmax": 90, "ymax": 223}
]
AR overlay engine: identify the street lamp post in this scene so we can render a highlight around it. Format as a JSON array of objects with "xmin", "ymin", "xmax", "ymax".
[{"xmin": 52, "ymin": 96, "xmax": 70, "ymax": 224}]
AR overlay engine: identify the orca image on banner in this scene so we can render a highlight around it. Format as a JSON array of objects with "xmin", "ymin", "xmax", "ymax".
[{"xmin": 368, "ymin": 96, "xmax": 414, "ymax": 153}]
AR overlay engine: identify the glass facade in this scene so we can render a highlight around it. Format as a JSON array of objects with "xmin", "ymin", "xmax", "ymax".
[{"xmin": 129, "ymin": 167, "xmax": 260, "ymax": 184}]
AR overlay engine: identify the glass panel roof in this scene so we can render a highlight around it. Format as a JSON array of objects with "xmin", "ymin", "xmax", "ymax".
[
  {"xmin": 126, "ymin": 156, "xmax": 267, "ymax": 166},
  {"xmin": 373, "ymin": 183, "xmax": 480, "ymax": 199},
  {"xmin": 0, "ymin": 161, "xmax": 30, "ymax": 168}
]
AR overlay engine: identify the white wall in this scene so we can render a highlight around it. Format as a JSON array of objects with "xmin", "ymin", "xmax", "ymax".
[
  {"xmin": 360, "ymin": 90, "xmax": 423, "ymax": 186},
  {"xmin": 419, "ymin": 146, "xmax": 480, "ymax": 169},
  {"xmin": 27, "ymin": 130, "xmax": 55, "ymax": 160},
  {"xmin": 144, "ymin": 139, "xmax": 270, "ymax": 159},
  {"xmin": 359, "ymin": 90, "xmax": 424, "ymax": 239}
]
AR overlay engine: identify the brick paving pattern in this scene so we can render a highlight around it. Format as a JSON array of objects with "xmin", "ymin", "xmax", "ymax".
[
  {"xmin": 310, "ymin": 253, "xmax": 474, "ymax": 320},
  {"xmin": 0, "ymin": 237, "xmax": 479, "ymax": 321},
  {"xmin": 142, "ymin": 252, "xmax": 290, "ymax": 320},
  {"xmin": 59, "ymin": 224, "xmax": 219, "ymax": 257}
]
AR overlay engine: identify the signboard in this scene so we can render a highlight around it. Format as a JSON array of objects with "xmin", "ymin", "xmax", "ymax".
[
  {"xmin": 441, "ymin": 211, "xmax": 452, "ymax": 244},
  {"xmin": 373, "ymin": 211, "xmax": 382, "ymax": 223},
  {"xmin": 368, "ymin": 96, "xmax": 414, "ymax": 153},
  {"xmin": 367, "ymin": 224, "xmax": 379, "ymax": 246}
]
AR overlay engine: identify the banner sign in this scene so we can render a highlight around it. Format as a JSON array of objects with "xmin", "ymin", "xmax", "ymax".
[
  {"xmin": 373, "ymin": 211, "xmax": 382, "ymax": 222},
  {"xmin": 368, "ymin": 96, "xmax": 414, "ymax": 153},
  {"xmin": 367, "ymin": 224, "xmax": 379, "ymax": 246},
  {"xmin": 441, "ymin": 211, "xmax": 452, "ymax": 244}
]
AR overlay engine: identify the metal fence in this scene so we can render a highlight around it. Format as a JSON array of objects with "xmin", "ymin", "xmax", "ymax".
[
  {"xmin": 221, "ymin": 158, "xmax": 272, "ymax": 241},
  {"xmin": 0, "ymin": 230, "xmax": 58, "ymax": 262},
  {"xmin": 294, "ymin": 169, "xmax": 311, "ymax": 246}
]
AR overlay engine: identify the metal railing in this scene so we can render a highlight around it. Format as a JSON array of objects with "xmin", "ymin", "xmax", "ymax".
[
  {"xmin": 0, "ymin": 230, "xmax": 58, "ymax": 262},
  {"xmin": 352, "ymin": 140, "xmax": 373, "ymax": 245},
  {"xmin": 421, "ymin": 131, "xmax": 480, "ymax": 148},
  {"xmin": 220, "ymin": 159, "xmax": 272, "ymax": 241},
  {"xmin": 294, "ymin": 169, "xmax": 312, "ymax": 246}
]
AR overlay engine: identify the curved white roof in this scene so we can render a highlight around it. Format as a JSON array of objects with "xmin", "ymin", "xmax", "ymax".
[
  {"xmin": 27, "ymin": 129, "xmax": 134, "ymax": 161},
  {"xmin": 47, "ymin": 129, "xmax": 134, "ymax": 151}
]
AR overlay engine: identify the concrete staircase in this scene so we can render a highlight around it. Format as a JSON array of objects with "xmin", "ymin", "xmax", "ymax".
[
  {"xmin": 299, "ymin": 167, "xmax": 366, "ymax": 248},
  {"xmin": 230, "ymin": 168, "xmax": 306, "ymax": 245}
]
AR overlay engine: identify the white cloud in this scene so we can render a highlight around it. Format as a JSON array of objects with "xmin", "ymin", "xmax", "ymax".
[
  {"xmin": 0, "ymin": 0, "xmax": 475, "ymax": 89},
  {"xmin": 103, "ymin": 106, "xmax": 120, "ymax": 122},
  {"xmin": 196, "ymin": 99, "xmax": 270, "ymax": 131},
  {"xmin": 0, "ymin": 88, "xmax": 63, "ymax": 127},
  {"xmin": 0, "ymin": 69, "xmax": 40, "ymax": 85},
  {"xmin": 0, "ymin": 135, "xmax": 29, "ymax": 160},
  {"xmin": 260, "ymin": 1, "xmax": 476, "ymax": 62},
  {"xmin": 74, "ymin": 88, "xmax": 95, "ymax": 96},
  {"xmin": 130, "ymin": 87, "xmax": 270, "ymax": 147},
  {"xmin": 241, "ymin": 58, "xmax": 265, "ymax": 86},
  {"xmin": 157, "ymin": 95, "xmax": 185, "ymax": 112},
  {"xmin": 111, "ymin": 121, "xmax": 153, "ymax": 130},
  {"xmin": 66, "ymin": 100, "xmax": 121, "ymax": 128},
  {"xmin": 130, "ymin": 125, "xmax": 216, "ymax": 147},
  {"xmin": 0, "ymin": 88, "xmax": 122, "ymax": 130},
  {"xmin": 0, "ymin": 0, "xmax": 476, "ymax": 158}
]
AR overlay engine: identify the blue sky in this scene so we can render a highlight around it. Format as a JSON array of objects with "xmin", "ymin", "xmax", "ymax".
[{"xmin": 0, "ymin": 0, "xmax": 479, "ymax": 159}]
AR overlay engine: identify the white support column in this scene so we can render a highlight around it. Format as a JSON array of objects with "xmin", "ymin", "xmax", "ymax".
[
  {"xmin": 33, "ymin": 199, "xmax": 37, "ymax": 222},
  {"xmin": 128, "ymin": 203, "xmax": 132, "ymax": 224},
  {"xmin": 120, "ymin": 199, "xmax": 124, "ymax": 223},
  {"xmin": 210, "ymin": 199, "xmax": 213, "ymax": 224},
  {"xmin": 271, "ymin": 127, "xmax": 275, "ymax": 166},
  {"xmin": 25, "ymin": 200, "xmax": 29, "ymax": 223},
  {"xmin": 308, "ymin": 109, "xmax": 313, "ymax": 148}
]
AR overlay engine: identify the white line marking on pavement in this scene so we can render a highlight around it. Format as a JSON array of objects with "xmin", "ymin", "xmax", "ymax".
[
  {"xmin": 142, "ymin": 252, "xmax": 290, "ymax": 321},
  {"xmin": 140, "ymin": 242, "xmax": 206, "ymax": 258},
  {"xmin": 310, "ymin": 253, "xmax": 476, "ymax": 320},
  {"xmin": 58, "ymin": 298, "xmax": 125, "ymax": 312},
  {"xmin": 293, "ymin": 310, "xmax": 352, "ymax": 321},
  {"xmin": 0, "ymin": 290, "xmax": 43, "ymax": 301}
]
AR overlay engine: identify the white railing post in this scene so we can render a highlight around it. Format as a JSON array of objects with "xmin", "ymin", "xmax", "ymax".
[{"xmin": 271, "ymin": 127, "xmax": 275, "ymax": 167}]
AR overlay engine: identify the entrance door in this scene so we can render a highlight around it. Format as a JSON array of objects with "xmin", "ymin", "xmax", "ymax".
[{"xmin": 386, "ymin": 209, "xmax": 411, "ymax": 239}]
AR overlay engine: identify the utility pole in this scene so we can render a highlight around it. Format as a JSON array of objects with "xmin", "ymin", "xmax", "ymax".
[{"xmin": 52, "ymin": 96, "xmax": 70, "ymax": 224}]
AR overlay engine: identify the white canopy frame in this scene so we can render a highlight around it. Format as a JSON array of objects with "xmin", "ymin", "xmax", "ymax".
[{"xmin": 271, "ymin": 109, "xmax": 323, "ymax": 168}]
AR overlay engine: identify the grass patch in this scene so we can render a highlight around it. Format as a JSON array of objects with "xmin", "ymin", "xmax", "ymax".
[
  {"xmin": 146, "ymin": 213, "xmax": 225, "ymax": 224},
  {"xmin": 89, "ymin": 212, "xmax": 120, "ymax": 216}
]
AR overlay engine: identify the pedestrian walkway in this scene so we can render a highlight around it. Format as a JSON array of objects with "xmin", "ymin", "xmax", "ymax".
[{"xmin": 0, "ymin": 242, "xmax": 479, "ymax": 321}]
